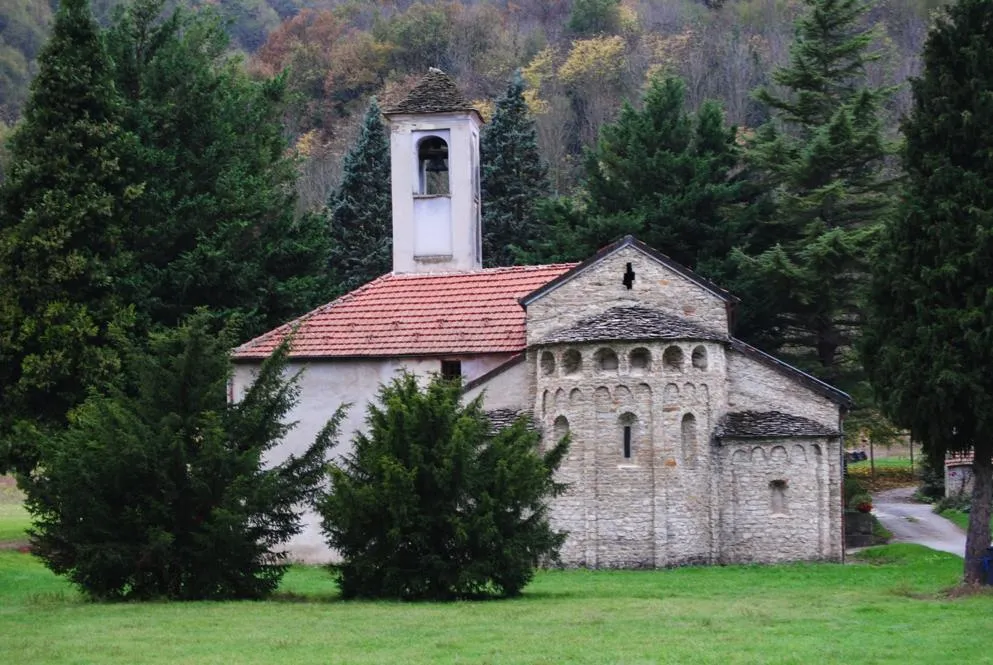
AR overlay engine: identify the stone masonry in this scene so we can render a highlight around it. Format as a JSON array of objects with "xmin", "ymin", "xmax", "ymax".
[{"xmin": 476, "ymin": 237, "xmax": 851, "ymax": 568}]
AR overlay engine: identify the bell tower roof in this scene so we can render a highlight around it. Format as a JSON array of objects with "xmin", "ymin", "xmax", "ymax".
[{"xmin": 384, "ymin": 69, "xmax": 481, "ymax": 118}]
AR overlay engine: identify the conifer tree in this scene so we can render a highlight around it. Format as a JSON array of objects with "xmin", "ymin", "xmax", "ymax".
[
  {"xmin": 730, "ymin": 0, "xmax": 895, "ymax": 384},
  {"xmin": 22, "ymin": 314, "xmax": 342, "ymax": 600},
  {"xmin": 525, "ymin": 77, "xmax": 743, "ymax": 270},
  {"xmin": 319, "ymin": 373, "xmax": 568, "ymax": 600},
  {"xmin": 106, "ymin": 0, "xmax": 332, "ymax": 338},
  {"xmin": 326, "ymin": 97, "xmax": 392, "ymax": 295},
  {"xmin": 862, "ymin": 0, "xmax": 993, "ymax": 585},
  {"xmin": 480, "ymin": 71, "xmax": 550, "ymax": 267},
  {"xmin": 0, "ymin": 0, "xmax": 137, "ymax": 474}
]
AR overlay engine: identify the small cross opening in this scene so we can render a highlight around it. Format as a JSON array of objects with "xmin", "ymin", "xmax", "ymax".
[{"xmin": 622, "ymin": 262, "xmax": 636, "ymax": 289}]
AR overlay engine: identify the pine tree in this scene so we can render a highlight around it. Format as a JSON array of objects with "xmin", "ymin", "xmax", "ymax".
[
  {"xmin": 22, "ymin": 314, "xmax": 342, "ymax": 600},
  {"xmin": 106, "ymin": 0, "xmax": 332, "ymax": 338},
  {"xmin": 525, "ymin": 77, "xmax": 743, "ymax": 269},
  {"xmin": 0, "ymin": 0, "xmax": 137, "ymax": 474},
  {"xmin": 862, "ymin": 0, "xmax": 993, "ymax": 586},
  {"xmin": 480, "ymin": 71, "xmax": 551, "ymax": 267},
  {"xmin": 730, "ymin": 0, "xmax": 895, "ymax": 385},
  {"xmin": 318, "ymin": 373, "xmax": 568, "ymax": 600},
  {"xmin": 326, "ymin": 98, "xmax": 392, "ymax": 295}
]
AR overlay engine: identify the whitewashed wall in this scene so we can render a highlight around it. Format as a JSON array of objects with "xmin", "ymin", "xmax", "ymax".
[{"xmin": 231, "ymin": 352, "xmax": 512, "ymax": 562}]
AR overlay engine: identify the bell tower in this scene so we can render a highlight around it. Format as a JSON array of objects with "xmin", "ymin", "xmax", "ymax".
[{"xmin": 383, "ymin": 69, "xmax": 483, "ymax": 274}]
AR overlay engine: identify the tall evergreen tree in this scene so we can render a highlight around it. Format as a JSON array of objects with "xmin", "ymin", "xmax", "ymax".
[
  {"xmin": 525, "ymin": 77, "xmax": 743, "ymax": 270},
  {"xmin": 862, "ymin": 0, "xmax": 993, "ymax": 585},
  {"xmin": 326, "ymin": 97, "xmax": 391, "ymax": 295},
  {"xmin": 22, "ymin": 314, "xmax": 341, "ymax": 600},
  {"xmin": 480, "ymin": 71, "xmax": 550, "ymax": 267},
  {"xmin": 0, "ymin": 0, "xmax": 137, "ymax": 474},
  {"xmin": 106, "ymin": 0, "xmax": 332, "ymax": 338},
  {"xmin": 729, "ymin": 0, "xmax": 895, "ymax": 386}
]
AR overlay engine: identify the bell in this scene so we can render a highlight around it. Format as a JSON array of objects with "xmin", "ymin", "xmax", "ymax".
[{"xmin": 424, "ymin": 156, "xmax": 448, "ymax": 173}]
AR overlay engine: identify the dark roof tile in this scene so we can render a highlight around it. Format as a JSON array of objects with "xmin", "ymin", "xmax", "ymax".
[
  {"xmin": 384, "ymin": 69, "xmax": 474, "ymax": 114},
  {"xmin": 538, "ymin": 306, "xmax": 724, "ymax": 346},
  {"xmin": 715, "ymin": 411, "xmax": 840, "ymax": 439}
]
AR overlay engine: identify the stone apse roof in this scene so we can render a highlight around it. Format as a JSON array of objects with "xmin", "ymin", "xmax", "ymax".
[
  {"xmin": 233, "ymin": 264, "xmax": 575, "ymax": 360},
  {"xmin": 537, "ymin": 305, "xmax": 725, "ymax": 346},
  {"xmin": 715, "ymin": 411, "xmax": 841, "ymax": 439}
]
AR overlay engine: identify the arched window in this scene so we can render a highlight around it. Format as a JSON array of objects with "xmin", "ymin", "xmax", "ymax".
[
  {"xmin": 692, "ymin": 345, "xmax": 708, "ymax": 370},
  {"xmin": 663, "ymin": 345, "xmax": 684, "ymax": 371},
  {"xmin": 770, "ymin": 479, "xmax": 788, "ymax": 515},
  {"xmin": 540, "ymin": 351, "xmax": 556, "ymax": 376},
  {"xmin": 595, "ymin": 347, "xmax": 619, "ymax": 371},
  {"xmin": 619, "ymin": 413, "xmax": 637, "ymax": 459},
  {"xmin": 563, "ymin": 349, "xmax": 582, "ymax": 374},
  {"xmin": 553, "ymin": 415, "xmax": 570, "ymax": 442},
  {"xmin": 417, "ymin": 136, "xmax": 450, "ymax": 195},
  {"xmin": 681, "ymin": 413, "xmax": 697, "ymax": 462},
  {"xmin": 629, "ymin": 347, "xmax": 651, "ymax": 372}
]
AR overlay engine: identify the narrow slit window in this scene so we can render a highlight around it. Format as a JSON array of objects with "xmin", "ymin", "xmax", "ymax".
[
  {"xmin": 770, "ymin": 479, "xmax": 788, "ymax": 515},
  {"xmin": 623, "ymin": 425, "xmax": 632, "ymax": 459}
]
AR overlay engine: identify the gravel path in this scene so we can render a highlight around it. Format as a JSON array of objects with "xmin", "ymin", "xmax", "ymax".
[{"xmin": 872, "ymin": 486, "xmax": 966, "ymax": 557}]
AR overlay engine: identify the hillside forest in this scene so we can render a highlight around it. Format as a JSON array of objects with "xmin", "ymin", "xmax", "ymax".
[{"xmin": 2, "ymin": 0, "xmax": 945, "ymax": 207}]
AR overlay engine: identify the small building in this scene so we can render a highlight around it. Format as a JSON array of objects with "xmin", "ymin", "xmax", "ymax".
[{"xmin": 233, "ymin": 70, "xmax": 851, "ymax": 566}]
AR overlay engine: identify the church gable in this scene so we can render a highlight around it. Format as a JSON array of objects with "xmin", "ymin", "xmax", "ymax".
[{"xmin": 522, "ymin": 236, "xmax": 735, "ymax": 346}]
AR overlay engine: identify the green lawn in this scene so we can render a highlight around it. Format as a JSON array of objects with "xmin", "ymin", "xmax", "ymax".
[
  {"xmin": 939, "ymin": 508, "xmax": 993, "ymax": 533},
  {"xmin": 1, "ymin": 545, "xmax": 991, "ymax": 665},
  {"xmin": 848, "ymin": 456, "xmax": 916, "ymax": 471},
  {"xmin": 0, "ymin": 481, "xmax": 29, "ymax": 544}
]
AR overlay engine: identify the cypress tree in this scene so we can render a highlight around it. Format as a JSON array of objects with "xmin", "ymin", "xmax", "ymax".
[
  {"xmin": 326, "ymin": 98, "xmax": 392, "ymax": 295},
  {"xmin": 730, "ymin": 0, "xmax": 896, "ymax": 385},
  {"xmin": 862, "ymin": 0, "xmax": 993, "ymax": 585},
  {"xmin": 480, "ymin": 72, "xmax": 550, "ymax": 267},
  {"xmin": 526, "ymin": 77, "xmax": 743, "ymax": 270},
  {"xmin": 106, "ymin": 0, "xmax": 332, "ymax": 338},
  {"xmin": 318, "ymin": 373, "xmax": 568, "ymax": 600},
  {"xmin": 0, "ymin": 0, "xmax": 137, "ymax": 474},
  {"xmin": 22, "ymin": 314, "xmax": 342, "ymax": 600}
]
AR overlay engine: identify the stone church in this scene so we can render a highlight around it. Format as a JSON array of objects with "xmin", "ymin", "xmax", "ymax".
[{"xmin": 232, "ymin": 71, "xmax": 850, "ymax": 567}]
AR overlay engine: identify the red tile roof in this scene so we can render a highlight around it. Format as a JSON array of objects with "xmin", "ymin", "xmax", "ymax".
[{"xmin": 233, "ymin": 264, "xmax": 577, "ymax": 360}]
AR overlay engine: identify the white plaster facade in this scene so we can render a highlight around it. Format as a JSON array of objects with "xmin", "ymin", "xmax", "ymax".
[{"xmin": 231, "ymin": 353, "xmax": 513, "ymax": 560}]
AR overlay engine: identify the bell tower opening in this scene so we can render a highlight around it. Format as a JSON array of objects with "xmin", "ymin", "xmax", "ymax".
[{"xmin": 417, "ymin": 136, "xmax": 450, "ymax": 196}]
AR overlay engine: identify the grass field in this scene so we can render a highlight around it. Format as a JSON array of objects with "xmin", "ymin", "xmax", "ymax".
[
  {"xmin": 1, "ymin": 545, "xmax": 991, "ymax": 665},
  {"xmin": 939, "ymin": 508, "xmax": 993, "ymax": 534},
  {"xmin": 3, "ymin": 478, "xmax": 991, "ymax": 665},
  {"xmin": 0, "ymin": 480, "xmax": 29, "ymax": 545}
]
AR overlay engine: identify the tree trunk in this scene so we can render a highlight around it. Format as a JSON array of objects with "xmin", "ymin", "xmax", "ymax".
[{"xmin": 964, "ymin": 455, "xmax": 993, "ymax": 585}]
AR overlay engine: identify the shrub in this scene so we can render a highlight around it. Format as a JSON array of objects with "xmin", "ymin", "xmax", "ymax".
[
  {"xmin": 915, "ymin": 454, "xmax": 945, "ymax": 502},
  {"xmin": 22, "ymin": 314, "xmax": 341, "ymax": 601},
  {"xmin": 318, "ymin": 373, "xmax": 569, "ymax": 600}
]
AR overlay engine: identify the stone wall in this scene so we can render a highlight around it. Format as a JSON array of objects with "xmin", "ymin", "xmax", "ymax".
[
  {"xmin": 526, "ymin": 245, "xmax": 729, "ymax": 346},
  {"xmin": 524, "ymin": 336, "xmax": 844, "ymax": 568},
  {"xmin": 534, "ymin": 340, "xmax": 726, "ymax": 567},
  {"xmin": 945, "ymin": 463, "xmax": 974, "ymax": 497},
  {"xmin": 726, "ymin": 349, "xmax": 839, "ymax": 429},
  {"xmin": 717, "ymin": 438, "xmax": 843, "ymax": 563}
]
